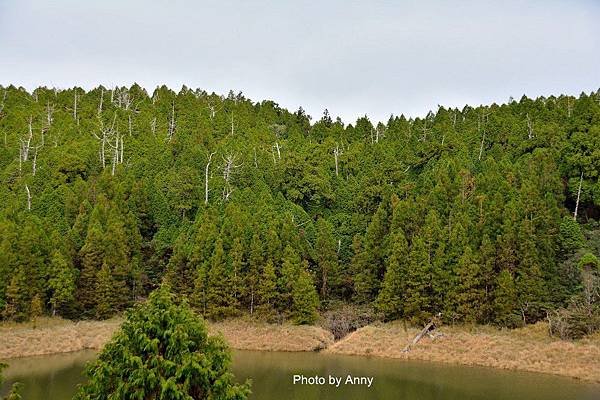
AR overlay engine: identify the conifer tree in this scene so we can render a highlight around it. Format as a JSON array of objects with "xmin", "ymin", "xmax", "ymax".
[
  {"xmin": 278, "ymin": 245, "xmax": 302, "ymax": 312},
  {"xmin": 95, "ymin": 263, "xmax": 116, "ymax": 320},
  {"xmin": 3, "ymin": 268, "xmax": 29, "ymax": 321},
  {"xmin": 404, "ymin": 236, "xmax": 432, "ymax": 323},
  {"xmin": 291, "ymin": 262, "xmax": 319, "ymax": 324},
  {"xmin": 206, "ymin": 239, "xmax": 239, "ymax": 320},
  {"xmin": 48, "ymin": 251, "xmax": 77, "ymax": 316},
  {"xmin": 256, "ymin": 259, "xmax": 277, "ymax": 319},
  {"xmin": 453, "ymin": 246, "xmax": 485, "ymax": 322},
  {"xmin": 315, "ymin": 218, "xmax": 339, "ymax": 300},
  {"xmin": 494, "ymin": 269, "xmax": 519, "ymax": 326},
  {"xmin": 375, "ymin": 230, "xmax": 409, "ymax": 320},
  {"xmin": 245, "ymin": 232, "xmax": 263, "ymax": 314},
  {"xmin": 75, "ymin": 286, "xmax": 250, "ymax": 400}
]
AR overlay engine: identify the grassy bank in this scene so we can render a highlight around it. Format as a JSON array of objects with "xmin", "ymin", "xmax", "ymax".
[
  {"xmin": 2, "ymin": 317, "xmax": 599, "ymax": 383},
  {"xmin": 0, "ymin": 317, "xmax": 334, "ymax": 360},
  {"xmin": 325, "ymin": 321, "xmax": 600, "ymax": 383}
]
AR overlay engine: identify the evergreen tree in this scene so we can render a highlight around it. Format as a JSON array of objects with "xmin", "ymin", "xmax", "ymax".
[
  {"xmin": 74, "ymin": 286, "xmax": 250, "ymax": 400},
  {"xmin": 291, "ymin": 262, "xmax": 320, "ymax": 324},
  {"xmin": 278, "ymin": 245, "xmax": 302, "ymax": 312},
  {"xmin": 48, "ymin": 251, "xmax": 77, "ymax": 316},
  {"xmin": 245, "ymin": 232, "xmax": 263, "ymax": 314},
  {"xmin": 375, "ymin": 230, "xmax": 409, "ymax": 320},
  {"xmin": 315, "ymin": 218, "xmax": 339, "ymax": 300},
  {"xmin": 3, "ymin": 268, "xmax": 29, "ymax": 321},
  {"xmin": 95, "ymin": 264, "xmax": 116, "ymax": 320},
  {"xmin": 256, "ymin": 259, "xmax": 277, "ymax": 319},
  {"xmin": 206, "ymin": 239, "xmax": 239, "ymax": 320},
  {"xmin": 494, "ymin": 269, "xmax": 519, "ymax": 326},
  {"xmin": 453, "ymin": 246, "xmax": 485, "ymax": 322}
]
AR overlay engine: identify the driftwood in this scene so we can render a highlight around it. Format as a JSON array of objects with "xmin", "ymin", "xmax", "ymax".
[{"xmin": 402, "ymin": 319, "xmax": 437, "ymax": 353}]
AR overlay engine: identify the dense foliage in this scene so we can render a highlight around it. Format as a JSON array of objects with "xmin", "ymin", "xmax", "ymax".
[
  {"xmin": 74, "ymin": 286, "xmax": 250, "ymax": 400},
  {"xmin": 0, "ymin": 85, "xmax": 599, "ymax": 328}
]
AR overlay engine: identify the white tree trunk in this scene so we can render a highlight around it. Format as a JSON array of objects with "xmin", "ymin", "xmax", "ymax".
[
  {"xmin": 205, "ymin": 152, "xmax": 215, "ymax": 204},
  {"xmin": 574, "ymin": 171, "xmax": 584, "ymax": 220}
]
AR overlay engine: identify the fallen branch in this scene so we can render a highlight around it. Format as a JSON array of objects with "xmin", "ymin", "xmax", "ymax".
[{"xmin": 402, "ymin": 318, "xmax": 437, "ymax": 353}]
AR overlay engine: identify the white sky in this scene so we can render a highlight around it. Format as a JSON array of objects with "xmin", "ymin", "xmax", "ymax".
[{"xmin": 0, "ymin": 0, "xmax": 599, "ymax": 123}]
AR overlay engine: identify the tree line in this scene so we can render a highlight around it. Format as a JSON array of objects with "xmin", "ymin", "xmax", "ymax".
[{"xmin": 0, "ymin": 84, "xmax": 598, "ymax": 328}]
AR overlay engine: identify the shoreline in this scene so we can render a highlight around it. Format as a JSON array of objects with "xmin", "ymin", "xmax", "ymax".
[{"xmin": 1, "ymin": 317, "xmax": 599, "ymax": 383}]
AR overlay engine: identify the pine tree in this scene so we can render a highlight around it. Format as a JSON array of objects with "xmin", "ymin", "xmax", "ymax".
[
  {"xmin": 74, "ymin": 286, "xmax": 250, "ymax": 400},
  {"xmin": 3, "ymin": 268, "xmax": 29, "ymax": 321},
  {"xmin": 256, "ymin": 259, "xmax": 277, "ymax": 320},
  {"xmin": 354, "ymin": 199, "xmax": 390, "ymax": 301},
  {"xmin": 230, "ymin": 237, "xmax": 245, "ymax": 308},
  {"xmin": 278, "ymin": 245, "xmax": 302, "ymax": 312},
  {"xmin": 48, "ymin": 251, "xmax": 77, "ymax": 316},
  {"xmin": 404, "ymin": 236, "xmax": 432, "ymax": 323},
  {"xmin": 291, "ymin": 262, "xmax": 319, "ymax": 324},
  {"xmin": 351, "ymin": 235, "xmax": 374, "ymax": 304},
  {"xmin": 494, "ymin": 269, "xmax": 519, "ymax": 326},
  {"xmin": 245, "ymin": 232, "xmax": 263, "ymax": 314},
  {"xmin": 30, "ymin": 293, "xmax": 44, "ymax": 326},
  {"xmin": 453, "ymin": 246, "xmax": 485, "ymax": 322},
  {"xmin": 95, "ymin": 263, "xmax": 116, "ymax": 320},
  {"xmin": 375, "ymin": 230, "xmax": 409, "ymax": 321},
  {"xmin": 206, "ymin": 239, "xmax": 239, "ymax": 320},
  {"xmin": 315, "ymin": 218, "xmax": 339, "ymax": 300}
]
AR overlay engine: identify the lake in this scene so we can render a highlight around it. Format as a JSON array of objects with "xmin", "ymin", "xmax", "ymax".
[{"xmin": 2, "ymin": 350, "xmax": 600, "ymax": 399}]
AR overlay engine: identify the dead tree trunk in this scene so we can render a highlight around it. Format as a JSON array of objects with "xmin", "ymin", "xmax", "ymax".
[
  {"xmin": 333, "ymin": 144, "xmax": 343, "ymax": 176},
  {"xmin": 205, "ymin": 151, "xmax": 215, "ymax": 205},
  {"xmin": 167, "ymin": 101, "xmax": 176, "ymax": 142},
  {"xmin": 25, "ymin": 184, "xmax": 31, "ymax": 211},
  {"xmin": 98, "ymin": 88, "xmax": 104, "ymax": 117},
  {"xmin": 574, "ymin": 171, "xmax": 584, "ymax": 221},
  {"xmin": 402, "ymin": 319, "xmax": 437, "ymax": 353}
]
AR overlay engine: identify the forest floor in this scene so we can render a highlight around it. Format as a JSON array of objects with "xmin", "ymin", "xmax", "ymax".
[{"xmin": 2, "ymin": 317, "xmax": 599, "ymax": 382}]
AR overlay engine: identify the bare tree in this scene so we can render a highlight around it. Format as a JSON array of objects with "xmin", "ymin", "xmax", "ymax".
[
  {"xmin": 167, "ymin": 101, "xmax": 176, "ymax": 142},
  {"xmin": 98, "ymin": 88, "xmax": 104, "ymax": 117},
  {"xmin": 205, "ymin": 151, "xmax": 216, "ymax": 205},
  {"xmin": 73, "ymin": 90, "xmax": 78, "ymax": 125},
  {"xmin": 478, "ymin": 110, "xmax": 491, "ymax": 161},
  {"xmin": 333, "ymin": 143, "xmax": 343, "ymax": 177},
  {"xmin": 574, "ymin": 171, "xmax": 584, "ymax": 221},
  {"xmin": 526, "ymin": 113, "xmax": 534, "ymax": 139},
  {"xmin": 25, "ymin": 184, "xmax": 31, "ymax": 211},
  {"xmin": 222, "ymin": 154, "xmax": 242, "ymax": 201}
]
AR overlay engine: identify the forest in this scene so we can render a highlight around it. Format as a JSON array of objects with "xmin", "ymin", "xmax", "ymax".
[{"xmin": 0, "ymin": 85, "xmax": 599, "ymax": 335}]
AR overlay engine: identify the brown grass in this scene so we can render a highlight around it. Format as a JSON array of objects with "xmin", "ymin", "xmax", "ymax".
[
  {"xmin": 0, "ymin": 317, "xmax": 122, "ymax": 359},
  {"xmin": 324, "ymin": 321, "xmax": 600, "ymax": 383},
  {"xmin": 0, "ymin": 317, "xmax": 333, "ymax": 360},
  {"xmin": 3, "ymin": 317, "xmax": 598, "ymax": 383},
  {"xmin": 209, "ymin": 318, "xmax": 334, "ymax": 352}
]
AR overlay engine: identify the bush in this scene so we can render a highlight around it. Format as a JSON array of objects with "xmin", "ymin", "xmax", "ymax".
[
  {"xmin": 320, "ymin": 303, "xmax": 378, "ymax": 340},
  {"xmin": 74, "ymin": 285, "xmax": 250, "ymax": 400}
]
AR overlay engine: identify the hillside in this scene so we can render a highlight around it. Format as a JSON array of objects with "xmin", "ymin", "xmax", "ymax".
[{"xmin": 0, "ymin": 85, "xmax": 599, "ymax": 332}]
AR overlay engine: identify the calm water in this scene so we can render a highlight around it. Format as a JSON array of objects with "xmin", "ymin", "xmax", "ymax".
[{"xmin": 2, "ymin": 350, "xmax": 600, "ymax": 400}]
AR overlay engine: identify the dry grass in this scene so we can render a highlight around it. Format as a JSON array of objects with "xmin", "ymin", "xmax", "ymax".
[
  {"xmin": 324, "ymin": 321, "xmax": 600, "ymax": 383},
  {"xmin": 3, "ymin": 316, "xmax": 598, "ymax": 383},
  {"xmin": 0, "ymin": 317, "xmax": 122, "ymax": 359},
  {"xmin": 209, "ymin": 318, "xmax": 334, "ymax": 352},
  {"xmin": 0, "ymin": 316, "xmax": 333, "ymax": 360}
]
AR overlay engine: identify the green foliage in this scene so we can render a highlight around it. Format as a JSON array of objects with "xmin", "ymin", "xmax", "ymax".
[
  {"xmin": 1, "ymin": 85, "xmax": 599, "ymax": 328},
  {"xmin": 74, "ymin": 286, "xmax": 251, "ymax": 400},
  {"xmin": 291, "ymin": 263, "xmax": 320, "ymax": 325},
  {"xmin": 558, "ymin": 217, "xmax": 585, "ymax": 255},
  {"xmin": 578, "ymin": 252, "xmax": 599, "ymax": 272}
]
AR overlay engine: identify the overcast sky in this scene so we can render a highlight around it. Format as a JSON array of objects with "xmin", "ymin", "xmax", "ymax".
[{"xmin": 0, "ymin": 0, "xmax": 599, "ymax": 123}]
